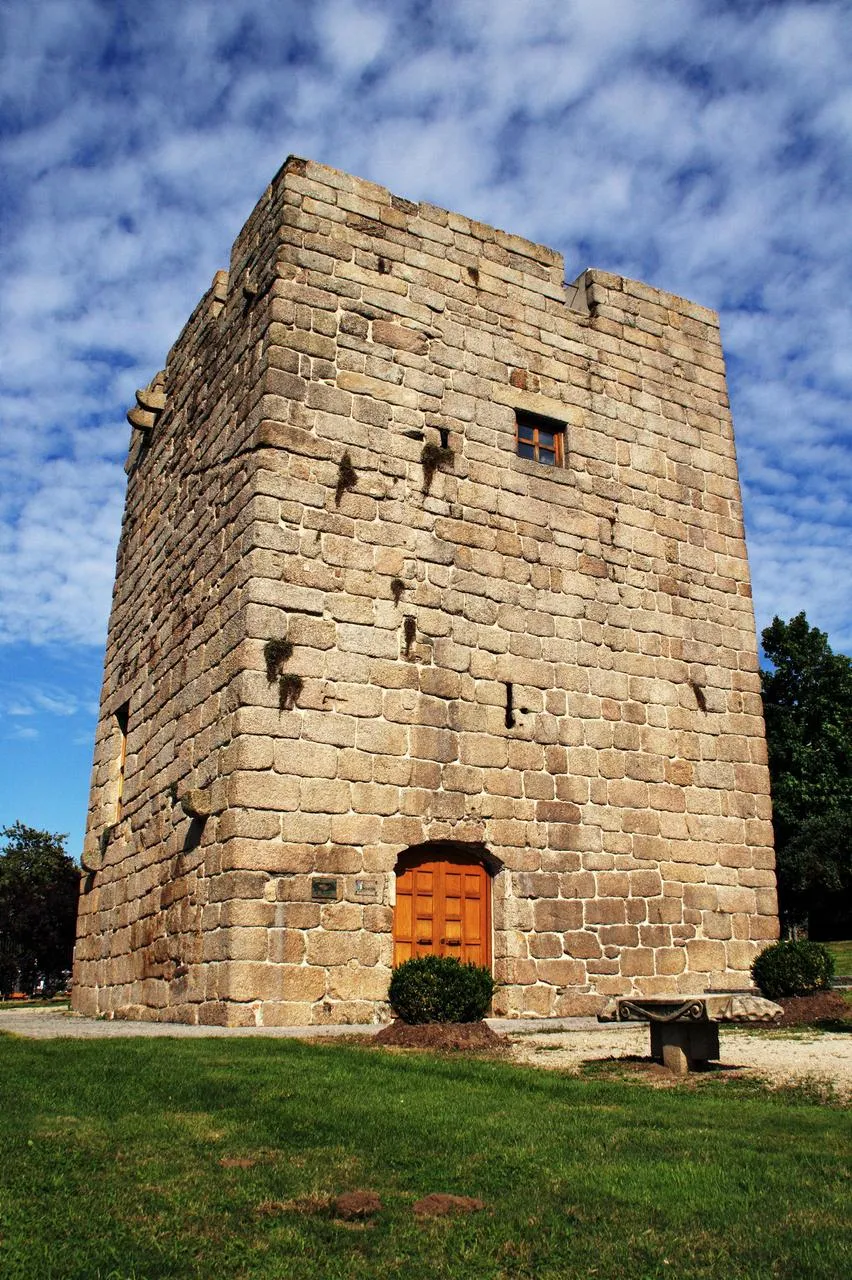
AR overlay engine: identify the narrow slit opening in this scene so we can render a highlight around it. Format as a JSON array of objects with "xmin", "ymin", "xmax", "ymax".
[
  {"xmin": 504, "ymin": 682, "xmax": 515, "ymax": 729},
  {"xmin": 115, "ymin": 702, "xmax": 130, "ymax": 821}
]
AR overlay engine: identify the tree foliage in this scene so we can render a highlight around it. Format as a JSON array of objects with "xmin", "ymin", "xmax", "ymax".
[
  {"xmin": 760, "ymin": 614, "xmax": 852, "ymax": 935},
  {"xmin": 0, "ymin": 823, "xmax": 80, "ymax": 997}
]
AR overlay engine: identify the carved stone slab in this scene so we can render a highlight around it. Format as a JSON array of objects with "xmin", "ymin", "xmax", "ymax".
[{"xmin": 599, "ymin": 993, "xmax": 782, "ymax": 1025}]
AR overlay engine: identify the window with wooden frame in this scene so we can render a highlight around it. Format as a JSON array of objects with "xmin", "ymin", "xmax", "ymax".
[{"xmin": 515, "ymin": 409, "xmax": 565, "ymax": 467}]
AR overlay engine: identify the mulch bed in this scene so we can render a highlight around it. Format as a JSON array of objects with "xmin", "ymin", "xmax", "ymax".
[
  {"xmin": 372, "ymin": 1020, "xmax": 508, "ymax": 1052},
  {"xmin": 775, "ymin": 991, "xmax": 852, "ymax": 1027}
]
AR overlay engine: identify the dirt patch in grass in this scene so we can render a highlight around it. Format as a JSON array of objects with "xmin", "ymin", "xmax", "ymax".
[
  {"xmin": 413, "ymin": 1193, "xmax": 485, "ymax": 1218},
  {"xmin": 333, "ymin": 1190, "xmax": 382, "ymax": 1219},
  {"xmin": 373, "ymin": 1020, "xmax": 507, "ymax": 1052},
  {"xmin": 776, "ymin": 992, "xmax": 852, "ymax": 1027}
]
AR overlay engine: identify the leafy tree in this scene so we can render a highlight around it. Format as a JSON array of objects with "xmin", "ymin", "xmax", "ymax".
[
  {"xmin": 761, "ymin": 614, "xmax": 852, "ymax": 935},
  {"xmin": 776, "ymin": 808, "xmax": 852, "ymax": 940},
  {"xmin": 0, "ymin": 823, "xmax": 80, "ymax": 997}
]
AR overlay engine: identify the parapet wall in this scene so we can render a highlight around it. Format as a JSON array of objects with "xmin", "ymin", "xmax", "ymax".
[{"xmin": 73, "ymin": 157, "xmax": 777, "ymax": 1025}]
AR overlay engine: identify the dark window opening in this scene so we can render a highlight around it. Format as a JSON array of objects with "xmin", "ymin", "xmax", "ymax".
[
  {"xmin": 115, "ymin": 702, "xmax": 129, "ymax": 821},
  {"xmin": 515, "ymin": 409, "xmax": 565, "ymax": 467},
  {"xmin": 504, "ymin": 682, "xmax": 515, "ymax": 729}
]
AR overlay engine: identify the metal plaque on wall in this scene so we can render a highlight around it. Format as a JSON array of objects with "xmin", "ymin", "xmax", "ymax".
[
  {"xmin": 353, "ymin": 876, "xmax": 380, "ymax": 902},
  {"xmin": 311, "ymin": 878, "xmax": 338, "ymax": 902}
]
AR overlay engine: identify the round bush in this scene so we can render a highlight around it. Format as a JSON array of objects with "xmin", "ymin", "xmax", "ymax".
[
  {"xmin": 751, "ymin": 940, "xmax": 835, "ymax": 999},
  {"xmin": 388, "ymin": 955, "xmax": 496, "ymax": 1024}
]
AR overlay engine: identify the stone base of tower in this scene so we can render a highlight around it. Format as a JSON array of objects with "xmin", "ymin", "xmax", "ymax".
[{"xmin": 71, "ymin": 837, "xmax": 776, "ymax": 1026}]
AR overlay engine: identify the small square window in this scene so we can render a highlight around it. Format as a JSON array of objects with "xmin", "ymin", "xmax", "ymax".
[{"xmin": 515, "ymin": 410, "xmax": 565, "ymax": 467}]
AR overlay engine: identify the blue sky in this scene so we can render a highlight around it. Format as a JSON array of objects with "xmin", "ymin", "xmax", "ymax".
[{"xmin": 1, "ymin": 0, "xmax": 851, "ymax": 860}]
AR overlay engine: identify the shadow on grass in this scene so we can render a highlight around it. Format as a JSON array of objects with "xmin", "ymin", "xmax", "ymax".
[
  {"xmin": 578, "ymin": 1054, "xmax": 846, "ymax": 1107},
  {"xmin": 812, "ymin": 1018, "xmax": 852, "ymax": 1033},
  {"xmin": 578, "ymin": 1054, "xmax": 748, "ymax": 1084}
]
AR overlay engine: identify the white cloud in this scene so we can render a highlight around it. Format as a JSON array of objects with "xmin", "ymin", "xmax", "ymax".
[
  {"xmin": 0, "ymin": 0, "xmax": 849, "ymax": 661},
  {"xmin": 315, "ymin": 0, "xmax": 391, "ymax": 74},
  {"xmin": 0, "ymin": 679, "xmax": 81, "ymax": 725},
  {"xmin": 5, "ymin": 724, "xmax": 39, "ymax": 742}
]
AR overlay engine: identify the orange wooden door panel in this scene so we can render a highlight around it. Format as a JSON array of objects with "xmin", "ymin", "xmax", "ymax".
[
  {"xmin": 393, "ymin": 874, "xmax": 414, "ymax": 963},
  {"xmin": 413, "ymin": 868, "xmax": 436, "ymax": 954},
  {"xmin": 393, "ymin": 854, "xmax": 491, "ymax": 969}
]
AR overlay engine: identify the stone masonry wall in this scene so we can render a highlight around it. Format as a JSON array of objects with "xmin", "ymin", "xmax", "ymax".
[{"xmin": 73, "ymin": 157, "xmax": 778, "ymax": 1025}]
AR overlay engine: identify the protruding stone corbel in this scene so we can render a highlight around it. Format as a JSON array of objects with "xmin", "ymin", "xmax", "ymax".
[
  {"xmin": 80, "ymin": 842, "xmax": 104, "ymax": 874},
  {"xmin": 135, "ymin": 387, "xmax": 166, "ymax": 413},
  {"xmin": 211, "ymin": 270, "xmax": 229, "ymax": 303},
  {"xmin": 563, "ymin": 271, "xmax": 591, "ymax": 316},
  {"xmin": 127, "ymin": 406, "xmax": 157, "ymax": 431},
  {"xmin": 127, "ymin": 372, "xmax": 167, "ymax": 434},
  {"xmin": 209, "ymin": 270, "xmax": 229, "ymax": 316},
  {"xmin": 179, "ymin": 788, "xmax": 212, "ymax": 820},
  {"xmin": 80, "ymin": 822, "xmax": 115, "ymax": 873}
]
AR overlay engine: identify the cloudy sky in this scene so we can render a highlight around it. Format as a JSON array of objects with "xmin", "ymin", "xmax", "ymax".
[{"xmin": 1, "ymin": 0, "xmax": 850, "ymax": 857}]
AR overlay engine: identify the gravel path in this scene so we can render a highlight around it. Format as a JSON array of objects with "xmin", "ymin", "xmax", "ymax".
[
  {"xmin": 0, "ymin": 1008, "xmax": 382, "ymax": 1039},
  {"xmin": 508, "ymin": 1024, "xmax": 852, "ymax": 1099},
  {"xmin": 2, "ymin": 1008, "xmax": 850, "ymax": 1099}
]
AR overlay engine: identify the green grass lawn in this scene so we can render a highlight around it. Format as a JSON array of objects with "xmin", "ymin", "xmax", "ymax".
[
  {"xmin": 824, "ymin": 940, "xmax": 852, "ymax": 974},
  {"xmin": 0, "ymin": 998, "xmax": 70, "ymax": 1010},
  {"xmin": 0, "ymin": 1037, "xmax": 849, "ymax": 1280}
]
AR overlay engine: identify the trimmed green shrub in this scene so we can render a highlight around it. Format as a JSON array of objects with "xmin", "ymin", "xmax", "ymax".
[
  {"xmin": 389, "ymin": 955, "xmax": 496, "ymax": 1024},
  {"xmin": 751, "ymin": 939, "xmax": 835, "ymax": 999}
]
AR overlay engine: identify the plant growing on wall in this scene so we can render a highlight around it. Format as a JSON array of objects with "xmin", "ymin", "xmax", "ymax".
[
  {"xmin": 263, "ymin": 638, "xmax": 301, "ymax": 710},
  {"xmin": 421, "ymin": 441, "xmax": 454, "ymax": 494},
  {"xmin": 335, "ymin": 452, "xmax": 357, "ymax": 505},
  {"xmin": 263, "ymin": 639, "xmax": 293, "ymax": 683},
  {"xmin": 278, "ymin": 673, "xmax": 303, "ymax": 711}
]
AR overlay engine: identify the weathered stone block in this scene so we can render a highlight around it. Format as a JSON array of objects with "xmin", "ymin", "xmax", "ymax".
[
  {"xmin": 268, "ymin": 929, "xmax": 307, "ymax": 964},
  {"xmin": 685, "ymin": 939, "xmax": 727, "ymax": 971},
  {"xmin": 584, "ymin": 898, "xmax": 627, "ymax": 925},
  {"xmin": 620, "ymin": 947, "xmax": 656, "ymax": 977},
  {"xmin": 655, "ymin": 947, "xmax": 687, "ymax": 975},
  {"xmin": 305, "ymin": 931, "xmax": 359, "ymax": 966}
]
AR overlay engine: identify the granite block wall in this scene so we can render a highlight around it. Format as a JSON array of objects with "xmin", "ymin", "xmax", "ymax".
[{"xmin": 72, "ymin": 157, "xmax": 777, "ymax": 1025}]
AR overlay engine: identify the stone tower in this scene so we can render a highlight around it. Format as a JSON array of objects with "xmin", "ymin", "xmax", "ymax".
[{"xmin": 72, "ymin": 157, "xmax": 778, "ymax": 1025}]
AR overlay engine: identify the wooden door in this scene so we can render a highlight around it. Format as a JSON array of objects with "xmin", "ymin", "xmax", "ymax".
[{"xmin": 393, "ymin": 853, "xmax": 491, "ymax": 968}]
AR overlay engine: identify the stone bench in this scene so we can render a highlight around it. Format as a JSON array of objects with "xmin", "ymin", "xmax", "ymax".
[{"xmin": 598, "ymin": 993, "xmax": 783, "ymax": 1075}]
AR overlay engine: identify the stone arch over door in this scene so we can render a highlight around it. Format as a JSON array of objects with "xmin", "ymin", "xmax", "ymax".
[{"xmin": 392, "ymin": 842, "xmax": 498, "ymax": 969}]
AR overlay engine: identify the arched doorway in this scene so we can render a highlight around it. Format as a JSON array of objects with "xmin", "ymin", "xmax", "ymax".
[{"xmin": 393, "ymin": 844, "xmax": 492, "ymax": 968}]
